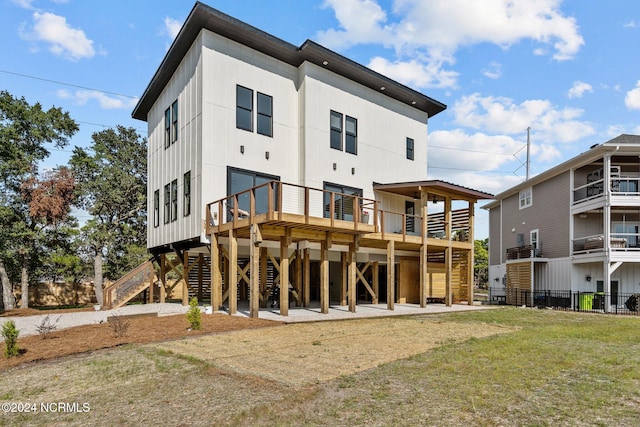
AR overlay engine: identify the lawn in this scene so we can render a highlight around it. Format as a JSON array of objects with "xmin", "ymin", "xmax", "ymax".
[{"xmin": 1, "ymin": 308, "xmax": 639, "ymax": 426}]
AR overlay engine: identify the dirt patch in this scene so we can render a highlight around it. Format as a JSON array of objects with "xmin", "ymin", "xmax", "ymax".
[
  {"xmin": 0, "ymin": 313, "xmax": 280, "ymax": 370},
  {"xmin": 154, "ymin": 316, "xmax": 515, "ymax": 386}
]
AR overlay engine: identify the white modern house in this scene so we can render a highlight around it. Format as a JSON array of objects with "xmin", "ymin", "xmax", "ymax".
[
  {"xmin": 484, "ymin": 134, "xmax": 640, "ymax": 313},
  {"xmin": 124, "ymin": 2, "xmax": 492, "ymax": 317}
]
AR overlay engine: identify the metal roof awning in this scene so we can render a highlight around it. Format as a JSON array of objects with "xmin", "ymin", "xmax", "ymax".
[{"xmin": 373, "ymin": 180, "xmax": 494, "ymax": 203}]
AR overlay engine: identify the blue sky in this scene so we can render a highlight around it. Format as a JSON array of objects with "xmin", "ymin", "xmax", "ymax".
[{"xmin": 2, "ymin": 0, "xmax": 640, "ymax": 238}]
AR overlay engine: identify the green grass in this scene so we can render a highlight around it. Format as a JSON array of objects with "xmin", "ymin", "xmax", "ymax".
[{"xmin": 239, "ymin": 308, "xmax": 640, "ymax": 426}]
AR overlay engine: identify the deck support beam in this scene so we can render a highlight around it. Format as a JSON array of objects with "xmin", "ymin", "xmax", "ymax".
[
  {"xmin": 303, "ymin": 248, "xmax": 310, "ymax": 307},
  {"xmin": 250, "ymin": 225, "xmax": 261, "ymax": 318},
  {"xmin": 467, "ymin": 201, "xmax": 475, "ymax": 305},
  {"xmin": 340, "ymin": 252, "xmax": 347, "ymax": 306},
  {"xmin": 320, "ymin": 240, "xmax": 329, "ymax": 314},
  {"xmin": 211, "ymin": 233, "xmax": 222, "ymax": 312},
  {"xmin": 420, "ymin": 192, "xmax": 428, "ymax": 307},
  {"xmin": 372, "ymin": 262, "xmax": 379, "ymax": 304},
  {"xmin": 228, "ymin": 229, "xmax": 238, "ymax": 314},
  {"xmin": 445, "ymin": 197, "xmax": 453, "ymax": 307},
  {"xmin": 348, "ymin": 243, "xmax": 357, "ymax": 313},
  {"xmin": 279, "ymin": 236, "xmax": 289, "ymax": 316},
  {"xmin": 387, "ymin": 240, "xmax": 395, "ymax": 310}
]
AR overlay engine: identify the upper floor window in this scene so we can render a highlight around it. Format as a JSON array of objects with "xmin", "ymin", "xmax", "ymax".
[
  {"xmin": 171, "ymin": 179, "xmax": 178, "ymax": 222},
  {"xmin": 153, "ymin": 189, "xmax": 160, "ymax": 228},
  {"xmin": 519, "ymin": 187, "xmax": 532, "ymax": 209},
  {"xmin": 164, "ymin": 108, "xmax": 171, "ymax": 149},
  {"xmin": 257, "ymin": 92, "xmax": 273, "ymax": 137},
  {"xmin": 406, "ymin": 137, "xmax": 414, "ymax": 160},
  {"xmin": 165, "ymin": 100, "xmax": 178, "ymax": 148},
  {"xmin": 330, "ymin": 110, "xmax": 343, "ymax": 150},
  {"xmin": 345, "ymin": 116, "xmax": 357, "ymax": 154},
  {"xmin": 171, "ymin": 100, "xmax": 178, "ymax": 142},
  {"xmin": 183, "ymin": 171, "xmax": 191, "ymax": 217},
  {"xmin": 163, "ymin": 184, "xmax": 170, "ymax": 224},
  {"xmin": 236, "ymin": 85, "xmax": 253, "ymax": 131}
]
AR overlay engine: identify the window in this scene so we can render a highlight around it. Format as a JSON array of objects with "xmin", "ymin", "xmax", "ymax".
[
  {"xmin": 171, "ymin": 179, "xmax": 178, "ymax": 222},
  {"xmin": 323, "ymin": 182, "xmax": 362, "ymax": 221},
  {"xmin": 406, "ymin": 137, "xmax": 414, "ymax": 160},
  {"xmin": 330, "ymin": 110, "xmax": 343, "ymax": 150},
  {"xmin": 345, "ymin": 116, "xmax": 357, "ymax": 154},
  {"xmin": 163, "ymin": 184, "xmax": 170, "ymax": 224},
  {"xmin": 530, "ymin": 229, "xmax": 539, "ymax": 255},
  {"xmin": 164, "ymin": 108, "xmax": 171, "ymax": 149},
  {"xmin": 519, "ymin": 187, "xmax": 532, "ymax": 209},
  {"xmin": 153, "ymin": 189, "xmax": 160, "ymax": 227},
  {"xmin": 183, "ymin": 171, "xmax": 191, "ymax": 217},
  {"xmin": 227, "ymin": 167, "xmax": 279, "ymax": 219},
  {"xmin": 257, "ymin": 92, "xmax": 273, "ymax": 137},
  {"xmin": 405, "ymin": 201, "xmax": 415, "ymax": 233},
  {"xmin": 236, "ymin": 85, "xmax": 253, "ymax": 131},
  {"xmin": 171, "ymin": 100, "xmax": 178, "ymax": 143}
]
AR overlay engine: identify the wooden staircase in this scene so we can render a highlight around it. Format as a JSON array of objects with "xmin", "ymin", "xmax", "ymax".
[{"xmin": 103, "ymin": 260, "xmax": 156, "ymax": 310}]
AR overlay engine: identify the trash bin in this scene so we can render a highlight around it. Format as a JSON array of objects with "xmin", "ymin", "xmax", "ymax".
[
  {"xmin": 593, "ymin": 292, "xmax": 605, "ymax": 310},
  {"xmin": 578, "ymin": 292, "xmax": 594, "ymax": 310}
]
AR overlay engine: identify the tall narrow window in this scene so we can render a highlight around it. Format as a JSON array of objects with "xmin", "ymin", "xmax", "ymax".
[
  {"xmin": 183, "ymin": 171, "xmax": 191, "ymax": 217},
  {"xmin": 345, "ymin": 116, "xmax": 357, "ymax": 154},
  {"xmin": 163, "ymin": 184, "xmax": 170, "ymax": 224},
  {"xmin": 171, "ymin": 100, "xmax": 178, "ymax": 143},
  {"xmin": 171, "ymin": 179, "xmax": 178, "ymax": 222},
  {"xmin": 330, "ymin": 110, "xmax": 343, "ymax": 150},
  {"xmin": 406, "ymin": 137, "xmax": 414, "ymax": 160},
  {"xmin": 257, "ymin": 92, "xmax": 273, "ymax": 137},
  {"xmin": 164, "ymin": 108, "xmax": 171, "ymax": 149},
  {"xmin": 153, "ymin": 189, "xmax": 160, "ymax": 227},
  {"xmin": 236, "ymin": 85, "xmax": 253, "ymax": 131}
]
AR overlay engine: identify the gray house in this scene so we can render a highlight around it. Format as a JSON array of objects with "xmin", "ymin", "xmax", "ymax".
[{"xmin": 484, "ymin": 134, "xmax": 640, "ymax": 312}]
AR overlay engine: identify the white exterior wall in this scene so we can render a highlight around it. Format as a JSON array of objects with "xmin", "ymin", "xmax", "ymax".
[
  {"xmin": 299, "ymin": 62, "xmax": 428, "ymax": 200},
  {"xmin": 147, "ymin": 30, "xmax": 430, "ymax": 250},
  {"xmin": 147, "ymin": 33, "xmax": 204, "ymax": 249}
]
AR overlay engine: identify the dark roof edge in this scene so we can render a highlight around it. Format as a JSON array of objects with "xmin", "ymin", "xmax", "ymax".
[
  {"xmin": 374, "ymin": 180, "xmax": 494, "ymax": 200},
  {"xmin": 132, "ymin": 1, "xmax": 446, "ymax": 121}
]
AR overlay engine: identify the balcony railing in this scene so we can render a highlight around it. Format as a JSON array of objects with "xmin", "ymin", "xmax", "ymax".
[
  {"xmin": 572, "ymin": 233, "xmax": 640, "ymax": 253},
  {"xmin": 205, "ymin": 181, "xmax": 472, "ymax": 242},
  {"xmin": 573, "ymin": 176, "xmax": 640, "ymax": 205},
  {"xmin": 506, "ymin": 245, "xmax": 540, "ymax": 260}
]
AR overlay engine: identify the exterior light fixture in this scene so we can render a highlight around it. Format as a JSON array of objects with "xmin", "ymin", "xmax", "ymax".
[
  {"xmin": 333, "ymin": 163, "xmax": 337, "ymax": 170},
  {"xmin": 380, "ymin": 86, "xmax": 385, "ymax": 91},
  {"xmin": 322, "ymin": 60, "xmax": 329, "ymax": 65},
  {"xmin": 351, "ymin": 167, "xmax": 355, "ymax": 175},
  {"xmin": 240, "ymin": 145, "xmax": 244, "ymax": 154},
  {"xmin": 265, "ymin": 151, "xmax": 269, "ymax": 160}
]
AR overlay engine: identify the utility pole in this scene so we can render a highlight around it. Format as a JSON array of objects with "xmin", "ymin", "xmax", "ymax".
[{"xmin": 526, "ymin": 127, "xmax": 531, "ymax": 181}]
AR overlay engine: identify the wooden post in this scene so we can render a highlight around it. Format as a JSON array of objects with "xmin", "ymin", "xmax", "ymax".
[
  {"xmin": 279, "ymin": 237, "xmax": 289, "ymax": 316},
  {"xmin": 303, "ymin": 248, "xmax": 310, "ymax": 307},
  {"xmin": 340, "ymin": 252, "xmax": 347, "ymax": 306},
  {"xmin": 211, "ymin": 233, "xmax": 222, "ymax": 311},
  {"xmin": 445, "ymin": 197, "xmax": 453, "ymax": 307},
  {"xmin": 197, "ymin": 254, "xmax": 203, "ymax": 303},
  {"xmin": 420, "ymin": 192, "xmax": 428, "ymax": 308},
  {"xmin": 160, "ymin": 253, "xmax": 166, "ymax": 303},
  {"xmin": 250, "ymin": 230, "xmax": 260, "ymax": 318},
  {"xmin": 260, "ymin": 247, "xmax": 268, "ymax": 308},
  {"xmin": 229, "ymin": 230, "xmax": 238, "ymax": 314},
  {"xmin": 387, "ymin": 240, "xmax": 395, "ymax": 310},
  {"xmin": 372, "ymin": 261, "xmax": 379, "ymax": 304},
  {"xmin": 148, "ymin": 263, "xmax": 154, "ymax": 303},
  {"xmin": 320, "ymin": 240, "xmax": 329, "ymax": 314},
  {"xmin": 468, "ymin": 201, "xmax": 475, "ymax": 305},
  {"xmin": 182, "ymin": 251, "xmax": 189, "ymax": 306},
  {"xmin": 348, "ymin": 243, "xmax": 357, "ymax": 313},
  {"xmin": 295, "ymin": 248, "xmax": 302, "ymax": 307}
]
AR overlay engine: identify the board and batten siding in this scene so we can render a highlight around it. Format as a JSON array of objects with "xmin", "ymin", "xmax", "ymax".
[{"xmin": 500, "ymin": 171, "xmax": 571, "ymax": 262}]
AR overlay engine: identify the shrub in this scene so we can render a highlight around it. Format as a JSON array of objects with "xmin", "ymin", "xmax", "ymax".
[
  {"xmin": 107, "ymin": 313, "xmax": 130, "ymax": 338},
  {"xmin": 36, "ymin": 315, "xmax": 60, "ymax": 339},
  {"xmin": 186, "ymin": 297, "xmax": 202, "ymax": 330},
  {"xmin": 2, "ymin": 320, "xmax": 20, "ymax": 358}
]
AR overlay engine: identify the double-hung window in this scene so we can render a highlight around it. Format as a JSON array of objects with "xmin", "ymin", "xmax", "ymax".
[
  {"xmin": 519, "ymin": 187, "xmax": 532, "ymax": 209},
  {"xmin": 153, "ymin": 189, "xmax": 160, "ymax": 227},
  {"xmin": 163, "ymin": 184, "xmax": 170, "ymax": 224},
  {"xmin": 171, "ymin": 179, "xmax": 178, "ymax": 222},
  {"xmin": 164, "ymin": 108, "xmax": 171, "ymax": 148},
  {"xmin": 236, "ymin": 85, "xmax": 253, "ymax": 131},
  {"xmin": 183, "ymin": 171, "xmax": 191, "ymax": 217},
  {"xmin": 406, "ymin": 137, "xmax": 414, "ymax": 160},
  {"xmin": 330, "ymin": 110, "xmax": 343, "ymax": 150},
  {"xmin": 345, "ymin": 116, "xmax": 357, "ymax": 154},
  {"xmin": 257, "ymin": 92, "xmax": 273, "ymax": 137}
]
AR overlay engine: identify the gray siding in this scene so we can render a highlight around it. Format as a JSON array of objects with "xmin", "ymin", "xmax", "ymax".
[
  {"xmin": 489, "ymin": 205, "xmax": 501, "ymax": 266},
  {"xmin": 501, "ymin": 171, "xmax": 571, "ymax": 261}
]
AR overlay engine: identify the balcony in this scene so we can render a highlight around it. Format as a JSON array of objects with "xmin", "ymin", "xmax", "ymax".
[
  {"xmin": 205, "ymin": 181, "xmax": 472, "ymax": 247},
  {"xmin": 573, "ymin": 233, "xmax": 640, "ymax": 254},
  {"xmin": 506, "ymin": 245, "xmax": 541, "ymax": 260}
]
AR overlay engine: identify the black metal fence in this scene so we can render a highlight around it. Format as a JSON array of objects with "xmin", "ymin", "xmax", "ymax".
[{"xmin": 488, "ymin": 288, "xmax": 640, "ymax": 316}]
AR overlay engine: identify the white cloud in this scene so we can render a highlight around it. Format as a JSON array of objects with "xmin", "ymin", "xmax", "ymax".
[
  {"xmin": 452, "ymin": 93, "xmax": 594, "ymax": 143},
  {"xmin": 567, "ymin": 81, "xmax": 593, "ymax": 99},
  {"xmin": 624, "ymin": 81, "xmax": 640, "ymax": 110},
  {"xmin": 317, "ymin": 0, "xmax": 584, "ymax": 89},
  {"xmin": 163, "ymin": 17, "xmax": 183, "ymax": 40},
  {"xmin": 57, "ymin": 89, "xmax": 138, "ymax": 110},
  {"xmin": 20, "ymin": 11, "xmax": 95, "ymax": 60},
  {"xmin": 11, "ymin": 0, "xmax": 35, "ymax": 9},
  {"xmin": 368, "ymin": 56, "xmax": 458, "ymax": 89},
  {"xmin": 482, "ymin": 61, "xmax": 502, "ymax": 80}
]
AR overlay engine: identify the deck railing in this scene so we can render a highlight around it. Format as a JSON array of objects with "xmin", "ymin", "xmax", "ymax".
[
  {"xmin": 205, "ymin": 181, "xmax": 472, "ymax": 241},
  {"xmin": 573, "ymin": 176, "xmax": 640, "ymax": 205}
]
